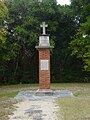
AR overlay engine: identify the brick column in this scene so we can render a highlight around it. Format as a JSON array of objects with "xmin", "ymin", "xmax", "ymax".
[
  {"xmin": 38, "ymin": 49, "xmax": 50, "ymax": 89},
  {"xmin": 35, "ymin": 22, "xmax": 53, "ymax": 90}
]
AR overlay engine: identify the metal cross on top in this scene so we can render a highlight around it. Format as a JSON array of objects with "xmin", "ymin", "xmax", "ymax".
[{"xmin": 40, "ymin": 22, "xmax": 48, "ymax": 35}]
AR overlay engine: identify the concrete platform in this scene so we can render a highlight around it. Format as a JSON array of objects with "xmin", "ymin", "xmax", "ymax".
[{"xmin": 15, "ymin": 89, "xmax": 73, "ymax": 100}]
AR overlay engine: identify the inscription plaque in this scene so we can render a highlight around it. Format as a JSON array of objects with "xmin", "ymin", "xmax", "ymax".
[{"xmin": 40, "ymin": 60, "xmax": 48, "ymax": 70}]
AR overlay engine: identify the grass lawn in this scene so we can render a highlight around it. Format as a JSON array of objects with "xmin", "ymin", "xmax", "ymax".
[
  {"xmin": 0, "ymin": 83, "xmax": 90, "ymax": 120},
  {"xmin": 56, "ymin": 83, "xmax": 90, "ymax": 120},
  {"xmin": 57, "ymin": 97, "xmax": 90, "ymax": 120}
]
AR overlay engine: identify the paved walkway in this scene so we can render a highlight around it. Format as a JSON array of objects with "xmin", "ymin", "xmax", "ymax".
[
  {"xmin": 9, "ymin": 90, "xmax": 73, "ymax": 120},
  {"xmin": 9, "ymin": 99, "xmax": 60, "ymax": 120}
]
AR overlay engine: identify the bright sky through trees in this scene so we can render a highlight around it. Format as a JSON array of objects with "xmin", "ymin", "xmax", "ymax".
[{"xmin": 57, "ymin": 0, "xmax": 71, "ymax": 5}]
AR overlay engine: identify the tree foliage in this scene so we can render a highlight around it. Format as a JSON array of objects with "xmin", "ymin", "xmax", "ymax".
[
  {"xmin": 0, "ymin": 0, "xmax": 90, "ymax": 84},
  {"xmin": 70, "ymin": 0, "xmax": 90, "ymax": 72},
  {"xmin": 70, "ymin": 16, "xmax": 90, "ymax": 71},
  {"xmin": 0, "ymin": 0, "xmax": 8, "ymax": 57},
  {"xmin": 0, "ymin": 1, "xmax": 10, "ymax": 83}
]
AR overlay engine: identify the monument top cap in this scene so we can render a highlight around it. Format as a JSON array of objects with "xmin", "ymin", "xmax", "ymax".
[{"xmin": 40, "ymin": 22, "xmax": 48, "ymax": 35}]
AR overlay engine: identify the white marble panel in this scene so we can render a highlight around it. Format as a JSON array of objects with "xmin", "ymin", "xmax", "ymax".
[{"xmin": 40, "ymin": 60, "xmax": 48, "ymax": 70}]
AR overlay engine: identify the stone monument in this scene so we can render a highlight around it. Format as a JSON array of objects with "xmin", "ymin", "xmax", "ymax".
[
  {"xmin": 35, "ymin": 22, "xmax": 53, "ymax": 91},
  {"xmin": 13, "ymin": 22, "xmax": 73, "ymax": 98}
]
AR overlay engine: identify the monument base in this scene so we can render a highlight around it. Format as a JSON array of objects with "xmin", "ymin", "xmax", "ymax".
[
  {"xmin": 35, "ymin": 89, "xmax": 54, "ymax": 96},
  {"xmin": 14, "ymin": 90, "xmax": 73, "ymax": 100}
]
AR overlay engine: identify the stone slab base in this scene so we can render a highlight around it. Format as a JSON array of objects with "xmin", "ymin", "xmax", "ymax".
[
  {"xmin": 14, "ymin": 90, "xmax": 73, "ymax": 100},
  {"xmin": 35, "ymin": 89, "xmax": 54, "ymax": 96}
]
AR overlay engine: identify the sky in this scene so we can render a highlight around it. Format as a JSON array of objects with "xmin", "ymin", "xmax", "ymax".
[{"xmin": 57, "ymin": 0, "xmax": 71, "ymax": 5}]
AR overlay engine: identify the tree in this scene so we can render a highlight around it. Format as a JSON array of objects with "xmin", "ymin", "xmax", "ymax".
[
  {"xmin": 50, "ymin": 4, "xmax": 84, "ymax": 83},
  {"xmin": 3, "ymin": 0, "xmax": 59, "ymax": 84},
  {"xmin": 70, "ymin": 0, "xmax": 90, "ymax": 83},
  {"xmin": 0, "ymin": 0, "xmax": 8, "ymax": 52},
  {"xmin": 70, "ymin": 16, "xmax": 90, "ymax": 71},
  {"xmin": 0, "ymin": 0, "xmax": 9, "ymax": 84},
  {"xmin": 1, "ymin": 0, "xmax": 89, "ymax": 84}
]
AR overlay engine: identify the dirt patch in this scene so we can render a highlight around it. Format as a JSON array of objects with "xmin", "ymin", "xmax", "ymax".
[{"xmin": 0, "ymin": 98, "xmax": 17, "ymax": 120}]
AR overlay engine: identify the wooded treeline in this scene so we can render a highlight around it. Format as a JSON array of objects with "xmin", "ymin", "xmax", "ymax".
[{"xmin": 0, "ymin": 0, "xmax": 90, "ymax": 85}]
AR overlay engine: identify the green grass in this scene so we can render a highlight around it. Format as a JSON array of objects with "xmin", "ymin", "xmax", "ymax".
[
  {"xmin": 0, "ymin": 83, "xmax": 90, "ymax": 120},
  {"xmin": 57, "ymin": 97, "xmax": 90, "ymax": 120},
  {"xmin": 0, "ymin": 84, "xmax": 38, "ymax": 95},
  {"xmin": 56, "ymin": 83, "xmax": 90, "ymax": 120},
  {"xmin": 0, "ymin": 91, "xmax": 19, "ymax": 98},
  {"xmin": 0, "ymin": 83, "xmax": 38, "ymax": 90}
]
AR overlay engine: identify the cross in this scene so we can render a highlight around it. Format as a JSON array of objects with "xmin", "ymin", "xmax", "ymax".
[{"xmin": 40, "ymin": 22, "xmax": 48, "ymax": 35}]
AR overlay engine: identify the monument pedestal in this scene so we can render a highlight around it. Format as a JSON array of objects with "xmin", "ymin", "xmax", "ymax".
[
  {"xmin": 35, "ymin": 89, "xmax": 53, "ymax": 96},
  {"xmin": 35, "ymin": 47, "xmax": 53, "ymax": 89},
  {"xmin": 39, "ymin": 48, "xmax": 50, "ymax": 89}
]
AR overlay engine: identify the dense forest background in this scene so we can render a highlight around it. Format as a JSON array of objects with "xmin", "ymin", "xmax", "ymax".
[{"xmin": 0, "ymin": 0, "xmax": 90, "ymax": 85}]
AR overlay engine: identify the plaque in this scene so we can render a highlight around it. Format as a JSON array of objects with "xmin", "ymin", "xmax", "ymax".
[{"xmin": 40, "ymin": 60, "xmax": 48, "ymax": 70}]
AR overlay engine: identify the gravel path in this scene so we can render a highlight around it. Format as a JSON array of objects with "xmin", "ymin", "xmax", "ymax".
[
  {"xmin": 9, "ymin": 99, "xmax": 60, "ymax": 120},
  {"xmin": 9, "ymin": 90, "xmax": 73, "ymax": 120}
]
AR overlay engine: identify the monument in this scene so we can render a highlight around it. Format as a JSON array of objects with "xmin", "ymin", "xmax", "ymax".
[
  {"xmin": 13, "ymin": 23, "xmax": 73, "ymax": 99},
  {"xmin": 35, "ymin": 22, "xmax": 53, "ymax": 91}
]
